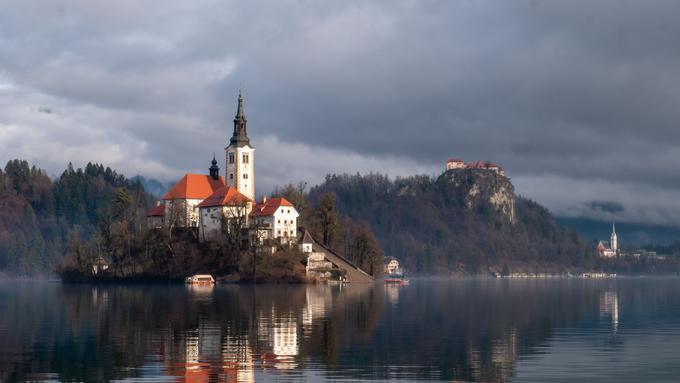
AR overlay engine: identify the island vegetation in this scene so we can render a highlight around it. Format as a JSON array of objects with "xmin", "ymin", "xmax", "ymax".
[{"xmin": 1, "ymin": 158, "xmax": 679, "ymax": 280}]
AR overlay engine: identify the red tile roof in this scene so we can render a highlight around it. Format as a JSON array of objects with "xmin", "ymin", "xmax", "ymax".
[
  {"xmin": 146, "ymin": 204, "xmax": 165, "ymax": 217},
  {"xmin": 249, "ymin": 197, "xmax": 294, "ymax": 217},
  {"xmin": 161, "ymin": 174, "xmax": 225, "ymax": 200},
  {"xmin": 447, "ymin": 158, "xmax": 465, "ymax": 163},
  {"xmin": 197, "ymin": 185, "xmax": 251, "ymax": 208}
]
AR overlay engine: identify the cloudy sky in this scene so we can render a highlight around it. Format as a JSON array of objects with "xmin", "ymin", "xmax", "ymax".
[{"xmin": 1, "ymin": 0, "xmax": 680, "ymax": 226}]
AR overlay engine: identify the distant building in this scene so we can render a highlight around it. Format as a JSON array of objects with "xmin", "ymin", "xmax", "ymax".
[
  {"xmin": 384, "ymin": 256, "xmax": 400, "ymax": 275},
  {"xmin": 92, "ymin": 256, "xmax": 109, "ymax": 275},
  {"xmin": 299, "ymin": 230, "xmax": 314, "ymax": 254},
  {"xmin": 249, "ymin": 197, "xmax": 299, "ymax": 244},
  {"xmin": 446, "ymin": 158, "xmax": 505, "ymax": 176},
  {"xmin": 597, "ymin": 223, "xmax": 618, "ymax": 258},
  {"xmin": 446, "ymin": 158, "xmax": 466, "ymax": 170},
  {"xmin": 146, "ymin": 203, "xmax": 165, "ymax": 229}
]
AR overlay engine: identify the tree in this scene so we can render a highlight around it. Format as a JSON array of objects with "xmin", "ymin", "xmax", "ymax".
[{"xmin": 318, "ymin": 193, "xmax": 338, "ymax": 247}]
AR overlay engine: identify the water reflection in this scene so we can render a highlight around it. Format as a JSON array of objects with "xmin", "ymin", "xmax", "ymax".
[
  {"xmin": 2, "ymin": 278, "xmax": 680, "ymax": 382},
  {"xmin": 599, "ymin": 290, "xmax": 619, "ymax": 333}
]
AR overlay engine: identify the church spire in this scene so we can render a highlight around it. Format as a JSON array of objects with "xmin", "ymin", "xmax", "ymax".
[
  {"xmin": 209, "ymin": 153, "xmax": 220, "ymax": 180},
  {"xmin": 230, "ymin": 89, "xmax": 250, "ymax": 147}
]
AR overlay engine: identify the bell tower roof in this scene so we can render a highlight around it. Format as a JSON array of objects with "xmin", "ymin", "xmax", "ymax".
[
  {"xmin": 209, "ymin": 153, "xmax": 220, "ymax": 180},
  {"xmin": 229, "ymin": 89, "xmax": 251, "ymax": 148}
]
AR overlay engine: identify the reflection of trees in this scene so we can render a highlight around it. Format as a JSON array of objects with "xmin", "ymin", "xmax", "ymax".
[
  {"xmin": 6, "ymin": 279, "xmax": 677, "ymax": 382},
  {"xmin": 0, "ymin": 282, "xmax": 383, "ymax": 382}
]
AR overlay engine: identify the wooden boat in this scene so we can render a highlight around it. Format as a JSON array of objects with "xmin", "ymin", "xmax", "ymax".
[{"xmin": 185, "ymin": 274, "xmax": 215, "ymax": 285}]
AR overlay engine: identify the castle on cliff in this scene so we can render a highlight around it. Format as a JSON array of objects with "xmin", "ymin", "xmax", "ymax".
[{"xmin": 446, "ymin": 158, "xmax": 506, "ymax": 176}]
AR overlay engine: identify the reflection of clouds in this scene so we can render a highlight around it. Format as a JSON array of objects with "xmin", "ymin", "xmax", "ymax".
[{"xmin": 599, "ymin": 290, "xmax": 619, "ymax": 333}]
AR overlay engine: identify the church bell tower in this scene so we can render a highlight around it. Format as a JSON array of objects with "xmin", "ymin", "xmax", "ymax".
[{"xmin": 225, "ymin": 90, "xmax": 255, "ymax": 202}]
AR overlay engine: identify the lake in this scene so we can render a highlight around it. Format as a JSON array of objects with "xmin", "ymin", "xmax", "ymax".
[{"xmin": 2, "ymin": 278, "xmax": 680, "ymax": 382}]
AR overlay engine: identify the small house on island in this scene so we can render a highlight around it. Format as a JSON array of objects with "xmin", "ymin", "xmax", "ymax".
[
  {"xmin": 384, "ymin": 256, "xmax": 400, "ymax": 275},
  {"xmin": 249, "ymin": 197, "xmax": 299, "ymax": 245}
]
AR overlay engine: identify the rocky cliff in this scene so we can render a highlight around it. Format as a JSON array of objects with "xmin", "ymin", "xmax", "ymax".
[{"xmin": 437, "ymin": 169, "xmax": 516, "ymax": 223}]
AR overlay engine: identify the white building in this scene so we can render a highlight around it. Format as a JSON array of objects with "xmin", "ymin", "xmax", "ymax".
[
  {"xmin": 225, "ymin": 90, "xmax": 255, "ymax": 202},
  {"xmin": 446, "ymin": 158, "xmax": 466, "ymax": 170},
  {"xmin": 197, "ymin": 185, "xmax": 252, "ymax": 242},
  {"xmin": 249, "ymin": 197, "xmax": 299, "ymax": 244},
  {"xmin": 384, "ymin": 256, "xmax": 400, "ymax": 275}
]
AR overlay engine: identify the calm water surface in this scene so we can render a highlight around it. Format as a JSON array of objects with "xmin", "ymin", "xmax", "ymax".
[{"xmin": 2, "ymin": 278, "xmax": 680, "ymax": 382}]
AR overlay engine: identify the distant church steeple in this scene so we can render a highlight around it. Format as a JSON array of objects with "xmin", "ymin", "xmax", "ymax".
[
  {"xmin": 610, "ymin": 222, "xmax": 618, "ymax": 252},
  {"xmin": 209, "ymin": 154, "xmax": 220, "ymax": 180},
  {"xmin": 230, "ymin": 89, "xmax": 250, "ymax": 147}
]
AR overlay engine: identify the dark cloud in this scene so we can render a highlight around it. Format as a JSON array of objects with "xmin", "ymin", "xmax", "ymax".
[
  {"xmin": 1, "ymin": 0, "xmax": 680, "ymax": 226},
  {"xmin": 586, "ymin": 201, "xmax": 625, "ymax": 214}
]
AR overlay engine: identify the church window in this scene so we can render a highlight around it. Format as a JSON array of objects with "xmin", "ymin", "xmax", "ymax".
[
  {"xmin": 229, "ymin": 153, "xmax": 235, "ymax": 164},
  {"xmin": 243, "ymin": 154, "xmax": 249, "ymax": 163},
  {"xmin": 243, "ymin": 173, "xmax": 248, "ymax": 179},
  {"xmin": 229, "ymin": 173, "xmax": 233, "ymax": 180}
]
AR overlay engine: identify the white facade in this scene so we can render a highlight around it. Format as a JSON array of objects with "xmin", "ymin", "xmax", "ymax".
[
  {"xmin": 272, "ymin": 206, "xmax": 298, "ymax": 241},
  {"xmin": 610, "ymin": 223, "xmax": 618, "ymax": 252},
  {"xmin": 164, "ymin": 198, "xmax": 203, "ymax": 228},
  {"xmin": 225, "ymin": 145, "xmax": 255, "ymax": 202},
  {"xmin": 446, "ymin": 160, "xmax": 465, "ymax": 170},
  {"xmin": 384, "ymin": 258, "xmax": 400, "ymax": 274},
  {"xmin": 251, "ymin": 201, "xmax": 299, "ymax": 244},
  {"xmin": 199, "ymin": 204, "xmax": 251, "ymax": 241}
]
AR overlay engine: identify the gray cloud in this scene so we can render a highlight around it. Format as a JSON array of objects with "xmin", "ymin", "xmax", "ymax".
[{"xmin": 1, "ymin": 0, "xmax": 680, "ymax": 226}]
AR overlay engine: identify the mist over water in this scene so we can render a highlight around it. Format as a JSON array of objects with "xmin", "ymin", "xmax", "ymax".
[{"xmin": 2, "ymin": 278, "xmax": 680, "ymax": 382}]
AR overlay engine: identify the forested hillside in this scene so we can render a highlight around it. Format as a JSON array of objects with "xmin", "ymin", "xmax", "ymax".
[
  {"xmin": 0, "ymin": 160, "xmax": 152, "ymax": 275},
  {"xmin": 306, "ymin": 171, "xmax": 597, "ymax": 275}
]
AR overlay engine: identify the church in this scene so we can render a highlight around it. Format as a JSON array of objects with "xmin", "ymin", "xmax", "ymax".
[
  {"xmin": 146, "ymin": 91, "xmax": 299, "ymax": 244},
  {"xmin": 597, "ymin": 223, "xmax": 618, "ymax": 258}
]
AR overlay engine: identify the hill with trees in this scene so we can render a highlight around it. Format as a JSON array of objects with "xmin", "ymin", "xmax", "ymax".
[
  {"xmin": 0, "ymin": 160, "xmax": 152, "ymax": 275},
  {"xmin": 301, "ymin": 170, "xmax": 676, "ymax": 275}
]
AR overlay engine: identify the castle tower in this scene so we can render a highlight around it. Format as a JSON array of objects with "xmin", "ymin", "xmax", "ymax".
[
  {"xmin": 225, "ymin": 90, "xmax": 255, "ymax": 201},
  {"xmin": 610, "ymin": 222, "xmax": 618, "ymax": 252}
]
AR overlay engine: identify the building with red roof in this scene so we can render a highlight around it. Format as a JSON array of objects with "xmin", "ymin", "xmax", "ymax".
[
  {"xmin": 146, "ymin": 204, "xmax": 166, "ymax": 229},
  {"xmin": 249, "ymin": 197, "xmax": 299, "ymax": 244},
  {"xmin": 160, "ymin": 171, "xmax": 225, "ymax": 228},
  {"xmin": 197, "ymin": 185, "xmax": 252, "ymax": 241}
]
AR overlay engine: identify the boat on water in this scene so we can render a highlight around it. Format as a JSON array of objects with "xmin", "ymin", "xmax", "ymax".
[
  {"xmin": 185, "ymin": 274, "xmax": 215, "ymax": 285},
  {"xmin": 384, "ymin": 269, "xmax": 409, "ymax": 285}
]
